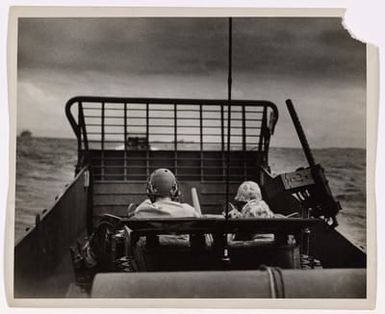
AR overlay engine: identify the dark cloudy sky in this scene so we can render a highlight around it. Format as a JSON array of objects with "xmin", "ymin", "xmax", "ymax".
[{"xmin": 17, "ymin": 17, "xmax": 366, "ymax": 148}]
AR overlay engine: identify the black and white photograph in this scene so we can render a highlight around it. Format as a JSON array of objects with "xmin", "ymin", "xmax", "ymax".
[{"xmin": 6, "ymin": 7, "xmax": 375, "ymax": 307}]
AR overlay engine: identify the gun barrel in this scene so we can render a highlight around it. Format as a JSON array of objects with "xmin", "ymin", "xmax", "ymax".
[{"xmin": 286, "ymin": 99, "xmax": 316, "ymax": 168}]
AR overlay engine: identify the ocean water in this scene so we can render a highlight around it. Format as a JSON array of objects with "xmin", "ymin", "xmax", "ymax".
[{"xmin": 14, "ymin": 137, "xmax": 366, "ymax": 250}]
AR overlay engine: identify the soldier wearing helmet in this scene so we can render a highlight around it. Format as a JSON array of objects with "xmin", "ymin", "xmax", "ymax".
[
  {"xmin": 134, "ymin": 168, "xmax": 200, "ymax": 218},
  {"xmin": 228, "ymin": 181, "xmax": 275, "ymax": 219},
  {"xmin": 74, "ymin": 168, "xmax": 200, "ymax": 272}
]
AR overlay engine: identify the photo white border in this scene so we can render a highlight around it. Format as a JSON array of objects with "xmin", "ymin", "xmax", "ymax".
[{"xmin": 1, "ymin": 3, "xmax": 381, "ymax": 312}]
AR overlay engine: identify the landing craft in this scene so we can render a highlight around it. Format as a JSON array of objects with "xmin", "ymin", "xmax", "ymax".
[
  {"xmin": 13, "ymin": 96, "xmax": 366, "ymax": 298},
  {"xmin": 13, "ymin": 18, "xmax": 366, "ymax": 299}
]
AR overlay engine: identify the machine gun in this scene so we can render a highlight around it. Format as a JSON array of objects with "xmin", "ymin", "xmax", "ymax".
[{"xmin": 262, "ymin": 100, "xmax": 341, "ymax": 228}]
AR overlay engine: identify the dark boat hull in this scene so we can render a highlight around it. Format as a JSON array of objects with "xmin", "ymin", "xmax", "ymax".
[
  {"xmin": 13, "ymin": 166, "xmax": 366, "ymax": 298},
  {"xmin": 14, "ymin": 167, "xmax": 90, "ymax": 298}
]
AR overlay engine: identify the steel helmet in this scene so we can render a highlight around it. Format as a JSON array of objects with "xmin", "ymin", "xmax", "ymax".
[
  {"xmin": 146, "ymin": 168, "xmax": 179, "ymax": 201},
  {"xmin": 235, "ymin": 181, "xmax": 262, "ymax": 202}
]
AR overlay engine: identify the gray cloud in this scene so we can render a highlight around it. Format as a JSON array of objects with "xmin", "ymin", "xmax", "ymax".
[
  {"xmin": 17, "ymin": 17, "xmax": 366, "ymax": 148},
  {"xmin": 18, "ymin": 18, "xmax": 365, "ymax": 78}
]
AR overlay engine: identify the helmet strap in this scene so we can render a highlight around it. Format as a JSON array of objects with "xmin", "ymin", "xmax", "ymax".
[
  {"xmin": 170, "ymin": 182, "xmax": 180, "ymax": 201},
  {"xmin": 146, "ymin": 182, "xmax": 156, "ymax": 203}
]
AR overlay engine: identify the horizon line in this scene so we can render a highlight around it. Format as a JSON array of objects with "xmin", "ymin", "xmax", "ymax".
[{"xmin": 17, "ymin": 134, "xmax": 366, "ymax": 150}]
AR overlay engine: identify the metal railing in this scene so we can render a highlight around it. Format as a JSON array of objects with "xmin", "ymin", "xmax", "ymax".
[{"xmin": 66, "ymin": 96, "xmax": 278, "ymax": 181}]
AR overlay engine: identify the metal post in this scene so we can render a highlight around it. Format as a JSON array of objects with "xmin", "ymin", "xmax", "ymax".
[
  {"xmin": 79, "ymin": 102, "xmax": 89, "ymax": 152},
  {"xmin": 223, "ymin": 17, "xmax": 232, "ymax": 265},
  {"xmin": 75, "ymin": 102, "xmax": 82, "ymax": 174},
  {"xmin": 124, "ymin": 103, "xmax": 128, "ymax": 151},
  {"xmin": 101, "ymin": 101, "xmax": 105, "ymax": 180},
  {"xmin": 124, "ymin": 102, "xmax": 127, "ymax": 180},
  {"xmin": 225, "ymin": 17, "xmax": 233, "ymax": 220},
  {"xmin": 200, "ymin": 104, "xmax": 204, "ymax": 181},
  {"xmin": 146, "ymin": 103, "xmax": 150, "ymax": 177},
  {"xmin": 242, "ymin": 105, "xmax": 246, "ymax": 180},
  {"xmin": 221, "ymin": 104, "xmax": 225, "ymax": 179},
  {"xmin": 258, "ymin": 107, "xmax": 266, "ymax": 153},
  {"xmin": 174, "ymin": 103, "xmax": 178, "ymax": 175}
]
